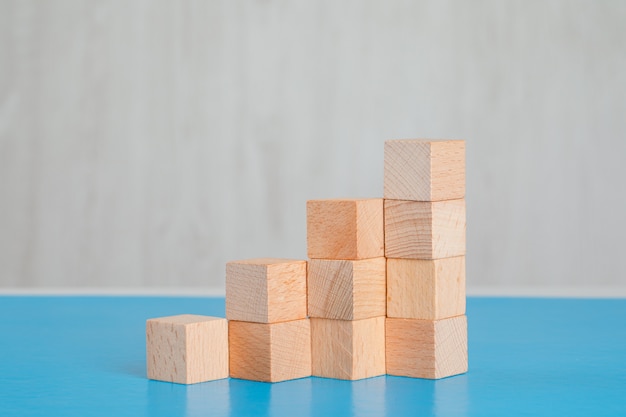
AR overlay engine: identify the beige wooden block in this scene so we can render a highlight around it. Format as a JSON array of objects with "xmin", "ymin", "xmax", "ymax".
[
  {"xmin": 226, "ymin": 258, "xmax": 307, "ymax": 323},
  {"xmin": 384, "ymin": 199, "xmax": 465, "ymax": 259},
  {"xmin": 384, "ymin": 139, "xmax": 465, "ymax": 202},
  {"xmin": 311, "ymin": 316, "xmax": 385, "ymax": 380},
  {"xmin": 386, "ymin": 315, "xmax": 467, "ymax": 379},
  {"xmin": 146, "ymin": 315, "xmax": 228, "ymax": 384},
  {"xmin": 228, "ymin": 319, "xmax": 311, "ymax": 383},
  {"xmin": 307, "ymin": 199, "xmax": 384, "ymax": 260},
  {"xmin": 308, "ymin": 257, "xmax": 386, "ymax": 320},
  {"xmin": 387, "ymin": 256, "xmax": 465, "ymax": 320}
]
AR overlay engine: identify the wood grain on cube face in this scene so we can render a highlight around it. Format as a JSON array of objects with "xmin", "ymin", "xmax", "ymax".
[
  {"xmin": 308, "ymin": 257, "xmax": 386, "ymax": 320},
  {"xmin": 351, "ymin": 257, "xmax": 386, "ymax": 320},
  {"xmin": 429, "ymin": 140, "xmax": 465, "ymax": 201},
  {"xmin": 384, "ymin": 140, "xmax": 431, "ymax": 201},
  {"xmin": 307, "ymin": 200, "xmax": 357, "ymax": 259},
  {"xmin": 384, "ymin": 139, "xmax": 465, "ymax": 202},
  {"xmin": 308, "ymin": 259, "xmax": 354, "ymax": 319},
  {"xmin": 311, "ymin": 317, "xmax": 385, "ymax": 381},
  {"xmin": 384, "ymin": 199, "xmax": 465, "ymax": 260},
  {"xmin": 387, "ymin": 257, "xmax": 465, "ymax": 320},
  {"xmin": 146, "ymin": 319, "xmax": 186, "ymax": 383},
  {"xmin": 350, "ymin": 316, "xmax": 386, "ymax": 380},
  {"xmin": 386, "ymin": 316, "xmax": 467, "ymax": 379},
  {"xmin": 183, "ymin": 319, "xmax": 229, "ymax": 383},
  {"xmin": 226, "ymin": 258, "xmax": 307, "ymax": 323},
  {"xmin": 228, "ymin": 319, "xmax": 311, "ymax": 383},
  {"xmin": 146, "ymin": 315, "xmax": 228, "ymax": 384},
  {"xmin": 354, "ymin": 199, "xmax": 385, "ymax": 259},
  {"xmin": 266, "ymin": 261, "xmax": 308, "ymax": 323},
  {"xmin": 311, "ymin": 318, "xmax": 353, "ymax": 380},
  {"xmin": 307, "ymin": 199, "xmax": 383, "ymax": 260},
  {"xmin": 226, "ymin": 261, "xmax": 268, "ymax": 323},
  {"xmin": 228, "ymin": 320, "xmax": 272, "ymax": 382},
  {"xmin": 269, "ymin": 319, "xmax": 312, "ymax": 382}
]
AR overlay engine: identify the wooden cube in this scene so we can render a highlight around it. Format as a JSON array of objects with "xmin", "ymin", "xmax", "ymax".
[
  {"xmin": 311, "ymin": 316, "xmax": 385, "ymax": 380},
  {"xmin": 384, "ymin": 199, "xmax": 465, "ymax": 260},
  {"xmin": 386, "ymin": 315, "xmax": 467, "ymax": 379},
  {"xmin": 387, "ymin": 256, "xmax": 465, "ymax": 320},
  {"xmin": 307, "ymin": 199, "xmax": 384, "ymax": 260},
  {"xmin": 228, "ymin": 319, "xmax": 311, "ymax": 383},
  {"xmin": 308, "ymin": 257, "xmax": 386, "ymax": 320},
  {"xmin": 226, "ymin": 258, "xmax": 307, "ymax": 323},
  {"xmin": 146, "ymin": 315, "xmax": 228, "ymax": 384},
  {"xmin": 384, "ymin": 139, "xmax": 465, "ymax": 202}
]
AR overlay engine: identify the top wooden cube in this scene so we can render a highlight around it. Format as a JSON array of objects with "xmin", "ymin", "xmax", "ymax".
[
  {"xmin": 226, "ymin": 258, "xmax": 307, "ymax": 323},
  {"xmin": 307, "ymin": 199, "xmax": 384, "ymax": 260},
  {"xmin": 384, "ymin": 140, "xmax": 465, "ymax": 202}
]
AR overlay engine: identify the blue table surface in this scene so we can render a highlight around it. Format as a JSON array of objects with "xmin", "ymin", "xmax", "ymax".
[{"xmin": 0, "ymin": 296, "xmax": 625, "ymax": 417}]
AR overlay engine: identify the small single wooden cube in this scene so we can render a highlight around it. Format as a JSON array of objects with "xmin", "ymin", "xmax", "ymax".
[
  {"xmin": 310, "ymin": 316, "xmax": 385, "ymax": 380},
  {"xmin": 308, "ymin": 257, "xmax": 386, "ymax": 320},
  {"xmin": 226, "ymin": 258, "xmax": 307, "ymax": 323},
  {"xmin": 384, "ymin": 139, "xmax": 465, "ymax": 202},
  {"xmin": 386, "ymin": 315, "xmax": 467, "ymax": 379},
  {"xmin": 229, "ymin": 319, "xmax": 311, "ymax": 383},
  {"xmin": 384, "ymin": 199, "xmax": 465, "ymax": 260},
  {"xmin": 146, "ymin": 315, "xmax": 228, "ymax": 384},
  {"xmin": 387, "ymin": 256, "xmax": 465, "ymax": 320},
  {"xmin": 307, "ymin": 199, "xmax": 384, "ymax": 260}
]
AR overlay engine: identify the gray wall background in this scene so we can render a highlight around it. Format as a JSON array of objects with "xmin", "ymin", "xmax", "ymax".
[{"xmin": 1, "ymin": 0, "xmax": 625, "ymax": 291}]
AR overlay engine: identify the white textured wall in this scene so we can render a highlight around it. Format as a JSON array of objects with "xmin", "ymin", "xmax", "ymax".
[{"xmin": 1, "ymin": 0, "xmax": 625, "ymax": 290}]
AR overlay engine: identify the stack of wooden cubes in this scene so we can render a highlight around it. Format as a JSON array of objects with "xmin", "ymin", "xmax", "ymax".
[
  {"xmin": 307, "ymin": 198, "xmax": 387, "ymax": 380},
  {"xmin": 225, "ymin": 259, "xmax": 311, "ymax": 382},
  {"xmin": 146, "ymin": 139, "xmax": 467, "ymax": 384},
  {"xmin": 384, "ymin": 140, "xmax": 468, "ymax": 379}
]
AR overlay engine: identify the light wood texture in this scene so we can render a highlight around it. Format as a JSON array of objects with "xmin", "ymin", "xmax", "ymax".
[
  {"xmin": 228, "ymin": 319, "xmax": 311, "ymax": 383},
  {"xmin": 384, "ymin": 140, "xmax": 465, "ymax": 202},
  {"xmin": 386, "ymin": 315, "xmax": 468, "ymax": 379},
  {"xmin": 226, "ymin": 258, "xmax": 307, "ymax": 323},
  {"xmin": 308, "ymin": 257, "xmax": 386, "ymax": 320},
  {"xmin": 387, "ymin": 256, "xmax": 466, "ymax": 320},
  {"xmin": 307, "ymin": 199, "xmax": 384, "ymax": 260},
  {"xmin": 310, "ymin": 317, "xmax": 386, "ymax": 380},
  {"xmin": 146, "ymin": 315, "xmax": 228, "ymax": 384},
  {"xmin": 384, "ymin": 199, "xmax": 466, "ymax": 260}
]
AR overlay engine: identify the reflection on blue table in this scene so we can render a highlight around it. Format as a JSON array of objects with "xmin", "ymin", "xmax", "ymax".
[{"xmin": 146, "ymin": 372, "xmax": 468, "ymax": 417}]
